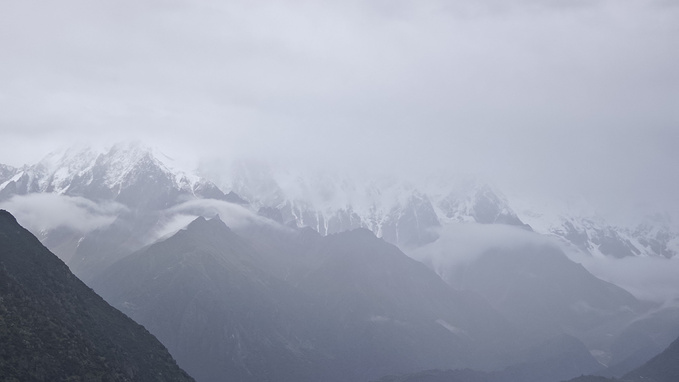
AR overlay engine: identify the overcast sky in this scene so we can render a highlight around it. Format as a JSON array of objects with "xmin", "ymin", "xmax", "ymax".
[{"xmin": 1, "ymin": 0, "xmax": 678, "ymax": 220}]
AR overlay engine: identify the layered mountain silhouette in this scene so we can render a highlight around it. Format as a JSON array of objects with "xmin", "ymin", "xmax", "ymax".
[
  {"xmin": 93, "ymin": 216, "xmax": 322, "ymax": 382},
  {"xmin": 624, "ymin": 334, "xmax": 679, "ymax": 382},
  {"xmin": 0, "ymin": 142, "xmax": 248, "ymax": 282},
  {"xmin": 92, "ymin": 215, "xmax": 533, "ymax": 382},
  {"xmin": 2, "ymin": 142, "xmax": 678, "ymax": 382},
  {"xmin": 0, "ymin": 210, "xmax": 193, "ymax": 381},
  {"xmin": 599, "ymin": 304, "xmax": 679, "ymax": 377},
  {"xmin": 442, "ymin": 244, "xmax": 649, "ymax": 345}
]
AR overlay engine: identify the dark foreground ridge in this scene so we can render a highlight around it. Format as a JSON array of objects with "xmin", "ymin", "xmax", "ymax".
[{"xmin": 0, "ymin": 209, "xmax": 194, "ymax": 382}]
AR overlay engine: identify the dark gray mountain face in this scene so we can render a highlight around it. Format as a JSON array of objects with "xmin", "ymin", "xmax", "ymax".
[
  {"xmin": 623, "ymin": 333, "xmax": 679, "ymax": 382},
  {"xmin": 293, "ymin": 228, "xmax": 523, "ymax": 378},
  {"xmin": 93, "ymin": 216, "xmax": 323, "ymax": 382},
  {"xmin": 599, "ymin": 305, "xmax": 679, "ymax": 378},
  {"xmin": 93, "ymin": 216, "xmax": 529, "ymax": 382},
  {"xmin": 0, "ymin": 210, "xmax": 194, "ymax": 382},
  {"xmin": 438, "ymin": 244, "xmax": 651, "ymax": 366}
]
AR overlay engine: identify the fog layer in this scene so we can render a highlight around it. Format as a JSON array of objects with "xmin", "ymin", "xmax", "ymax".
[{"xmin": 1, "ymin": 0, "xmax": 678, "ymax": 220}]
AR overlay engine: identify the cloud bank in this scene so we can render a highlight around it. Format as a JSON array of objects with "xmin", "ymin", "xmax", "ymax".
[
  {"xmin": 570, "ymin": 252, "xmax": 679, "ymax": 304},
  {"xmin": 410, "ymin": 222, "xmax": 679, "ymax": 304},
  {"xmin": 408, "ymin": 222, "xmax": 556, "ymax": 273},
  {"xmin": 0, "ymin": 0, "xmax": 677, "ymax": 221},
  {"xmin": 147, "ymin": 198, "xmax": 288, "ymax": 244},
  {"xmin": 0, "ymin": 193, "xmax": 126, "ymax": 234}
]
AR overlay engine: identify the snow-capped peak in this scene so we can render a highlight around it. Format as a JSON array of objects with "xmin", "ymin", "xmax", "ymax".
[
  {"xmin": 35, "ymin": 145, "xmax": 99, "ymax": 194},
  {"xmin": 509, "ymin": 194, "xmax": 678, "ymax": 259},
  {"xmin": 0, "ymin": 141, "xmax": 233, "ymax": 210}
]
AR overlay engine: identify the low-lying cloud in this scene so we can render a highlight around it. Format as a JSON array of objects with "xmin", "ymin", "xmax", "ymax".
[
  {"xmin": 149, "ymin": 213, "xmax": 202, "ymax": 244},
  {"xmin": 410, "ymin": 222, "xmax": 679, "ymax": 304},
  {"xmin": 0, "ymin": 193, "xmax": 127, "ymax": 234},
  {"xmin": 165, "ymin": 199, "xmax": 276, "ymax": 228},
  {"xmin": 147, "ymin": 198, "xmax": 288, "ymax": 244},
  {"xmin": 570, "ymin": 252, "xmax": 679, "ymax": 304},
  {"xmin": 408, "ymin": 222, "xmax": 556, "ymax": 275}
]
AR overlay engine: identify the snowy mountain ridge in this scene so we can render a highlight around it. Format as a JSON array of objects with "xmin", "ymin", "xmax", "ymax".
[
  {"xmin": 1, "ymin": 143, "xmax": 675, "ymax": 258},
  {"xmin": 213, "ymin": 160, "xmax": 677, "ymax": 258},
  {"xmin": 0, "ymin": 142, "xmax": 235, "ymax": 209},
  {"xmin": 513, "ymin": 197, "xmax": 679, "ymax": 259}
]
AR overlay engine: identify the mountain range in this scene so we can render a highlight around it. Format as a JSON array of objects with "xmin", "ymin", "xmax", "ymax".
[
  {"xmin": 1, "ymin": 142, "xmax": 675, "ymax": 261},
  {"xmin": 91, "ymin": 215, "xmax": 526, "ymax": 381},
  {"xmin": 1, "ymin": 142, "xmax": 678, "ymax": 382},
  {"xmin": 215, "ymin": 158, "xmax": 678, "ymax": 259},
  {"xmin": 0, "ymin": 143, "xmax": 243, "ymax": 209}
]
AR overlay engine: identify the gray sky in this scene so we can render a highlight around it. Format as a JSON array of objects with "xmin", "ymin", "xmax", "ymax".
[{"xmin": 1, "ymin": 0, "xmax": 678, "ymax": 220}]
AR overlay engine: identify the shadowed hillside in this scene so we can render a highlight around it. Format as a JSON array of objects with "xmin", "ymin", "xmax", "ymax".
[{"xmin": 0, "ymin": 210, "xmax": 194, "ymax": 382}]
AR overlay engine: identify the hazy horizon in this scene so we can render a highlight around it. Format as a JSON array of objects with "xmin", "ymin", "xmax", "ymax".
[{"xmin": 2, "ymin": 0, "xmax": 678, "ymax": 223}]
